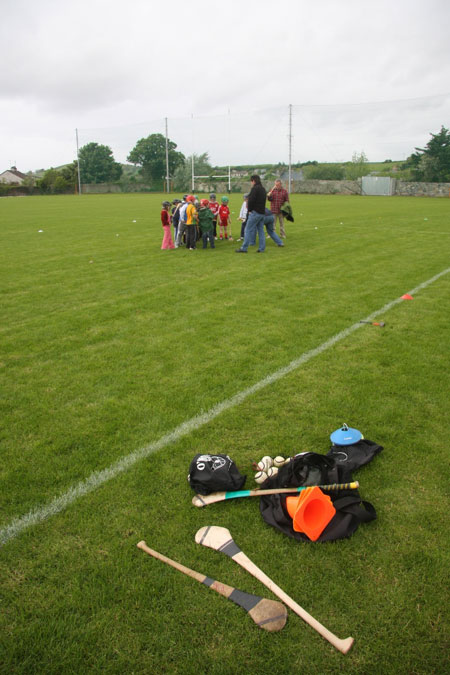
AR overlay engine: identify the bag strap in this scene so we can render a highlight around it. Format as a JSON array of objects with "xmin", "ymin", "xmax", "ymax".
[{"xmin": 332, "ymin": 495, "xmax": 377, "ymax": 523}]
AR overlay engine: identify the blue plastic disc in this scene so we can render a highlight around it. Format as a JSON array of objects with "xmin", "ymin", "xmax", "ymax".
[{"xmin": 330, "ymin": 423, "xmax": 363, "ymax": 446}]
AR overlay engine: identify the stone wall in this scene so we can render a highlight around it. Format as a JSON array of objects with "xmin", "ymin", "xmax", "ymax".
[
  {"xmin": 394, "ymin": 181, "xmax": 450, "ymax": 197},
  {"xmin": 196, "ymin": 179, "xmax": 362, "ymax": 195},
  {"xmin": 289, "ymin": 179, "xmax": 360, "ymax": 195},
  {"xmin": 75, "ymin": 179, "xmax": 450, "ymax": 198},
  {"xmin": 284, "ymin": 179, "xmax": 450, "ymax": 197},
  {"xmin": 81, "ymin": 183, "xmax": 121, "ymax": 194},
  {"xmin": 81, "ymin": 183, "xmax": 155, "ymax": 194}
]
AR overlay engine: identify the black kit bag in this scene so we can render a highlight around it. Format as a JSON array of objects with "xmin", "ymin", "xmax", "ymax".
[
  {"xmin": 327, "ymin": 439, "xmax": 383, "ymax": 479},
  {"xmin": 188, "ymin": 454, "xmax": 246, "ymax": 495},
  {"xmin": 259, "ymin": 452, "xmax": 377, "ymax": 542}
]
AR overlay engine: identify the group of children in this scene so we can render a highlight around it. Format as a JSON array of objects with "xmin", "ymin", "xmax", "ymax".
[
  {"xmin": 160, "ymin": 193, "xmax": 232, "ymax": 250},
  {"xmin": 160, "ymin": 191, "xmax": 286, "ymax": 251}
]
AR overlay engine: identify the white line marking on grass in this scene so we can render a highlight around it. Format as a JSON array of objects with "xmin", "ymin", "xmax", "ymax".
[
  {"xmin": 414, "ymin": 230, "xmax": 450, "ymax": 236},
  {"xmin": 2, "ymin": 266, "xmax": 449, "ymax": 547}
]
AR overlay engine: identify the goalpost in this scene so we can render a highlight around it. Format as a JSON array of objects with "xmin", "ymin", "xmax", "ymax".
[{"xmin": 192, "ymin": 168, "xmax": 231, "ymax": 193}]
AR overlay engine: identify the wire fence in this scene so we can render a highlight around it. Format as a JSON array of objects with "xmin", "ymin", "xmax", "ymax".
[{"xmin": 76, "ymin": 93, "xmax": 450, "ymax": 188}]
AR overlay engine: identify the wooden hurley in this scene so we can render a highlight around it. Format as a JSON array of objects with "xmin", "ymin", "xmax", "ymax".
[
  {"xmin": 195, "ymin": 526, "xmax": 354, "ymax": 654},
  {"xmin": 192, "ymin": 481, "xmax": 359, "ymax": 508},
  {"xmin": 137, "ymin": 541, "xmax": 287, "ymax": 632}
]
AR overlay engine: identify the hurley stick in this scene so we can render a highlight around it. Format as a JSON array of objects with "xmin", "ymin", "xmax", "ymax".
[
  {"xmin": 195, "ymin": 527, "xmax": 354, "ymax": 654},
  {"xmin": 192, "ymin": 481, "xmax": 359, "ymax": 508},
  {"xmin": 137, "ymin": 540, "xmax": 287, "ymax": 632}
]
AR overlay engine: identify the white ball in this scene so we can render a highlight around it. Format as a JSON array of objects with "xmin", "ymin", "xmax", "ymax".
[
  {"xmin": 262, "ymin": 456, "xmax": 273, "ymax": 470},
  {"xmin": 257, "ymin": 456, "xmax": 272, "ymax": 472},
  {"xmin": 273, "ymin": 456, "xmax": 285, "ymax": 467},
  {"xmin": 254, "ymin": 471, "xmax": 268, "ymax": 484},
  {"xmin": 267, "ymin": 467, "xmax": 278, "ymax": 479},
  {"xmin": 284, "ymin": 457, "xmax": 291, "ymax": 465}
]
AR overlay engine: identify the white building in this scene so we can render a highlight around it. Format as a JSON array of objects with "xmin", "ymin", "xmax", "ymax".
[{"xmin": 0, "ymin": 167, "xmax": 27, "ymax": 185}]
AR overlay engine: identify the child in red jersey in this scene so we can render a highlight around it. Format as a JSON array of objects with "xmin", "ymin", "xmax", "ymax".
[
  {"xmin": 161, "ymin": 201, "xmax": 175, "ymax": 249},
  {"xmin": 208, "ymin": 192, "xmax": 220, "ymax": 239},
  {"xmin": 218, "ymin": 196, "xmax": 231, "ymax": 240}
]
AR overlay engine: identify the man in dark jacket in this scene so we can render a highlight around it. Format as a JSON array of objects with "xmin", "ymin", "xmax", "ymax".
[{"xmin": 236, "ymin": 175, "xmax": 266, "ymax": 253}]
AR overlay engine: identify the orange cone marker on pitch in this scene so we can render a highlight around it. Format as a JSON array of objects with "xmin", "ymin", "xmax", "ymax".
[
  {"xmin": 285, "ymin": 487, "xmax": 336, "ymax": 541},
  {"xmin": 401, "ymin": 294, "xmax": 413, "ymax": 300}
]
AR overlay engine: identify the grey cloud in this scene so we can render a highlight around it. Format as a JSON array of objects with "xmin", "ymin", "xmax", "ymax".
[{"xmin": 2, "ymin": 0, "xmax": 450, "ymax": 170}]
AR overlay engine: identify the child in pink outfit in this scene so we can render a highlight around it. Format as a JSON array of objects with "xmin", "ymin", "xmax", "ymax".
[{"xmin": 161, "ymin": 201, "xmax": 175, "ymax": 249}]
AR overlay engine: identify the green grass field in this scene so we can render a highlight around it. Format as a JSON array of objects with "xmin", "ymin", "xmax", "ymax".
[{"xmin": 1, "ymin": 193, "xmax": 449, "ymax": 674}]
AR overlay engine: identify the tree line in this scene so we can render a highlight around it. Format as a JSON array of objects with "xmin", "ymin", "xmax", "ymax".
[{"xmin": 30, "ymin": 126, "xmax": 450, "ymax": 194}]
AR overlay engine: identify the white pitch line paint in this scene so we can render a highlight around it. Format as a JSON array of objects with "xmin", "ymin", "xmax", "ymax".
[{"xmin": 1, "ymin": 266, "xmax": 449, "ymax": 547}]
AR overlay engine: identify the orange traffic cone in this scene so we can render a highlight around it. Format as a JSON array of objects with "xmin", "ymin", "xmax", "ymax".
[
  {"xmin": 401, "ymin": 294, "xmax": 413, "ymax": 300},
  {"xmin": 285, "ymin": 487, "xmax": 336, "ymax": 541}
]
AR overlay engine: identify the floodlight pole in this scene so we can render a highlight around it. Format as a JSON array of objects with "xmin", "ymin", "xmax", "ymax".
[
  {"xmin": 75, "ymin": 128, "xmax": 82, "ymax": 195},
  {"xmin": 165, "ymin": 118, "xmax": 170, "ymax": 193},
  {"xmin": 191, "ymin": 114, "xmax": 195, "ymax": 192},
  {"xmin": 288, "ymin": 104, "xmax": 292, "ymax": 194},
  {"xmin": 228, "ymin": 109, "xmax": 231, "ymax": 192}
]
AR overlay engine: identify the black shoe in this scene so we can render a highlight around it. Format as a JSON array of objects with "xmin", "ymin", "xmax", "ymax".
[
  {"xmin": 235, "ymin": 248, "xmax": 247, "ymax": 253},
  {"xmin": 257, "ymin": 250, "xmax": 264, "ymax": 253}
]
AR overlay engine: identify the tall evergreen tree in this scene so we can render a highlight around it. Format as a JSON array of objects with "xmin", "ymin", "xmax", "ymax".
[{"xmin": 405, "ymin": 126, "xmax": 450, "ymax": 182}]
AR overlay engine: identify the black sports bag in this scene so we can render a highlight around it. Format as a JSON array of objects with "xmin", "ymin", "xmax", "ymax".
[
  {"xmin": 188, "ymin": 454, "xmax": 246, "ymax": 495},
  {"xmin": 259, "ymin": 452, "xmax": 377, "ymax": 542}
]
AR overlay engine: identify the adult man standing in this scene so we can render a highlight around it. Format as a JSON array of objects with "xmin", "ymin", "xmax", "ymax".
[
  {"xmin": 267, "ymin": 179, "xmax": 289, "ymax": 238},
  {"xmin": 235, "ymin": 175, "xmax": 266, "ymax": 253}
]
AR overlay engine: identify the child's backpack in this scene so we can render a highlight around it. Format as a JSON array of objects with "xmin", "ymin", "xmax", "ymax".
[
  {"xmin": 172, "ymin": 205, "xmax": 181, "ymax": 226},
  {"xmin": 188, "ymin": 454, "xmax": 246, "ymax": 495}
]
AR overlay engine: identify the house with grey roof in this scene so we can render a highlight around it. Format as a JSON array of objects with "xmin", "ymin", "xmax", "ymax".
[{"xmin": 0, "ymin": 167, "xmax": 27, "ymax": 185}]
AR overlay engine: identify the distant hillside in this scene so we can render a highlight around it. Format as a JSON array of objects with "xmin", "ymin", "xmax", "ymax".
[{"xmin": 31, "ymin": 160, "xmax": 410, "ymax": 182}]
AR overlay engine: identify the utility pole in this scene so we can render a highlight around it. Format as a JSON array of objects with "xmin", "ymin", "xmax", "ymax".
[
  {"xmin": 288, "ymin": 104, "xmax": 293, "ymax": 194},
  {"xmin": 75, "ymin": 129, "xmax": 82, "ymax": 195},
  {"xmin": 191, "ymin": 114, "xmax": 195, "ymax": 192},
  {"xmin": 164, "ymin": 118, "xmax": 170, "ymax": 193},
  {"xmin": 228, "ymin": 109, "xmax": 231, "ymax": 192}
]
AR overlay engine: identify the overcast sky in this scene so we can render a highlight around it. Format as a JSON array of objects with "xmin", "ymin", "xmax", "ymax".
[{"xmin": 1, "ymin": 0, "xmax": 450, "ymax": 172}]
